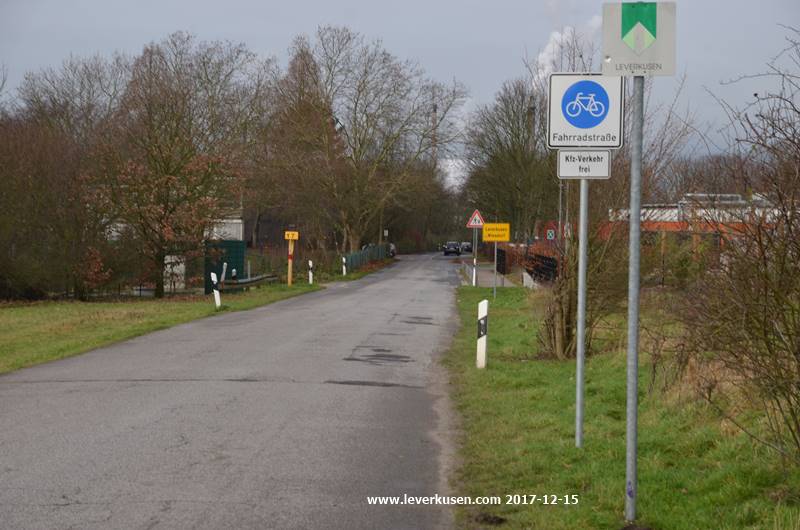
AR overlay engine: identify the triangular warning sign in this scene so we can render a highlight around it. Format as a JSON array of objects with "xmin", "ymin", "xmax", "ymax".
[{"xmin": 466, "ymin": 209, "xmax": 485, "ymax": 228}]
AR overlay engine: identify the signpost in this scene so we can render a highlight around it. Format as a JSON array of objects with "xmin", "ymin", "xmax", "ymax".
[
  {"xmin": 482, "ymin": 222, "xmax": 510, "ymax": 299},
  {"xmin": 284, "ymin": 230, "xmax": 299, "ymax": 286},
  {"xmin": 558, "ymin": 151, "xmax": 612, "ymax": 436},
  {"xmin": 602, "ymin": 2, "xmax": 676, "ymax": 523},
  {"xmin": 466, "ymin": 209, "xmax": 485, "ymax": 287},
  {"xmin": 548, "ymin": 72, "xmax": 623, "ymax": 450}
]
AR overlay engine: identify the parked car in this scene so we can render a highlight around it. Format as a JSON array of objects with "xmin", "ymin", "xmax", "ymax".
[
  {"xmin": 443, "ymin": 241, "xmax": 461, "ymax": 256},
  {"xmin": 460, "ymin": 241, "xmax": 472, "ymax": 253}
]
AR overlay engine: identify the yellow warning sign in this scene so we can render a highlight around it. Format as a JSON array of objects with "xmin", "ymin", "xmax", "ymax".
[
  {"xmin": 284, "ymin": 231, "xmax": 299, "ymax": 240},
  {"xmin": 482, "ymin": 223, "xmax": 510, "ymax": 242}
]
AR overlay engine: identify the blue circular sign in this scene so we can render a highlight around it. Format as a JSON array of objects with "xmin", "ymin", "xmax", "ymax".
[{"xmin": 561, "ymin": 80, "xmax": 609, "ymax": 129}]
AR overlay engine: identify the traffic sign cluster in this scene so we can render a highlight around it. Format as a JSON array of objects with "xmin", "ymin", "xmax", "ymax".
[{"xmin": 542, "ymin": 2, "xmax": 676, "ymax": 524}]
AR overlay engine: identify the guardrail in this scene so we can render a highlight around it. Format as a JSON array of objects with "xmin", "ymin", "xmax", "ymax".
[{"xmin": 221, "ymin": 273, "xmax": 278, "ymax": 290}]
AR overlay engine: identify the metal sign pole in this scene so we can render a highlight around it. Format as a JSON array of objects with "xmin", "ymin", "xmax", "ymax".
[
  {"xmin": 473, "ymin": 228, "xmax": 478, "ymax": 287},
  {"xmin": 557, "ymin": 183, "xmax": 563, "ymax": 243},
  {"xmin": 575, "ymin": 178, "xmax": 589, "ymax": 448},
  {"xmin": 493, "ymin": 242, "xmax": 497, "ymax": 299},
  {"xmin": 625, "ymin": 75, "xmax": 644, "ymax": 522}
]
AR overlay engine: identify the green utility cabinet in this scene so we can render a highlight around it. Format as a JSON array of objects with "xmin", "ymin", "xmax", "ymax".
[{"xmin": 204, "ymin": 240, "xmax": 246, "ymax": 294}]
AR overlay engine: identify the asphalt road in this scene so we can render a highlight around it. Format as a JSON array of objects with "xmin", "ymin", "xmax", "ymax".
[{"xmin": 0, "ymin": 254, "xmax": 461, "ymax": 529}]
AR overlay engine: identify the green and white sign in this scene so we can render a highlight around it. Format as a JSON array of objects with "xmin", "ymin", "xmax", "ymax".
[{"xmin": 602, "ymin": 2, "xmax": 676, "ymax": 76}]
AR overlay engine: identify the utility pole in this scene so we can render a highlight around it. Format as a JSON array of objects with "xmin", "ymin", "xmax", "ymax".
[
  {"xmin": 378, "ymin": 206, "xmax": 384, "ymax": 246},
  {"xmin": 432, "ymin": 85, "xmax": 438, "ymax": 172}
]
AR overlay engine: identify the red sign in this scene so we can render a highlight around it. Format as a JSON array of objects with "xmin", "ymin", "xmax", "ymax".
[{"xmin": 466, "ymin": 209, "xmax": 485, "ymax": 228}]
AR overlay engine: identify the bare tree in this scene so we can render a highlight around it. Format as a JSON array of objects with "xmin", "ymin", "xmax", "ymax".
[
  {"xmin": 464, "ymin": 78, "xmax": 558, "ymax": 238},
  {"xmin": 97, "ymin": 33, "xmax": 264, "ymax": 297},
  {"xmin": 311, "ymin": 26, "xmax": 467, "ymax": 251},
  {"xmin": 252, "ymin": 26, "xmax": 467, "ymax": 253},
  {"xmin": 681, "ymin": 28, "xmax": 800, "ymax": 462},
  {"xmin": 0, "ymin": 56, "xmax": 128, "ymax": 298},
  {"xmin": 0, "ymin": 63, "xmax": 7, "ymax": 105}
]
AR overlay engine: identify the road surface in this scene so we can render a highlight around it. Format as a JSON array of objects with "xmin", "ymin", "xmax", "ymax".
[{"xmin": 0, "ymin": 254, "xmax": 461, "ymax": 529}]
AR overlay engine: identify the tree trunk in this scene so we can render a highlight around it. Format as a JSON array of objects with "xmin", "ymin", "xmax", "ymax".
[
  {"xmin": 554, "ymin": 293, "xmax": 565, "ymax": 359},
  {"xmin": 73, "ymin": 276, "xmax": 88, "ymax": 301},
  {"xmin": 348, "ymin": 232, "xmax": 361, "ymax": 253}
]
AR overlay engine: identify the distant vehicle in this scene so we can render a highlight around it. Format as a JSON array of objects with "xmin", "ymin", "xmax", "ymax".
[
  {"xmin": 443, "ymin": 241, "xmax": 461, "ymax": 256},
  {"xmin": 460, "ymin": 241, "xmax": 472, "ymax": 253}
]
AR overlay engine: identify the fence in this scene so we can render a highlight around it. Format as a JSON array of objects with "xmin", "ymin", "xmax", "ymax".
[
  {"xmin": 344, "ymin": 245, "xmax": 387, "ymax": 272},
  {"xmin": 490, "ymin": 242, "xmax": 561, "ymax": 283}
]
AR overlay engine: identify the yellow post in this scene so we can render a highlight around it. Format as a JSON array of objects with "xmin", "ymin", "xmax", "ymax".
[
  {"xmin": 287, "ymin": 239, "xmax": 294, "ymax": 286},
  {"xmin": 284, "ymin": 230, "xmax": 299, "ymax": 286}
]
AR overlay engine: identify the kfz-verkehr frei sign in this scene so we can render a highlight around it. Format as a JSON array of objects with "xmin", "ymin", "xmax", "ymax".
[
  {"xmin": 547, "ymin": 73, "xmax": 624, "ymax": 149},
  {"xmin": 558, "ymin": 150, "xmax": 611, "ymax": 180}
]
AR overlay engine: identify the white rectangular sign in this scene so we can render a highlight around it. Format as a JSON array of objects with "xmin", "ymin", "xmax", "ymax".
[
  {"xmin": 547, "ymin": 74, "xmax": 624, "ymax": 149},
  {"xmin": 558, "ymin": 150, "xmax": 611, "ymax": 180},
  {"xmin": 602, "ymin": 2, "xmax": 676, "ymax": 76}
]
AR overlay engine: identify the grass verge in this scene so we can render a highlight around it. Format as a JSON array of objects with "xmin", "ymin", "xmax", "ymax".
[
  {"xmin": 445, "ymin": 286, "xmax": 800, "ymax": 529},
  {"xmin": 0, "ymin": 283, "xmax": 320, "ymax": 375}
]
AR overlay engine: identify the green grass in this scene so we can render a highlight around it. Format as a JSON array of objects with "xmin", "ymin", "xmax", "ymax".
[
  {"xmin": 445, "ymin": 286, "xmax": 800, "ymax": 529},
  {"xmin": 0, "ymin": 283, "xmax": 320, "ymax": 375}
]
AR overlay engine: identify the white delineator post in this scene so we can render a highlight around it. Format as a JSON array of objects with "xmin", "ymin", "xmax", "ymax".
[
  {"xmin": 476, "ymin": 299, "xmax": 488, "ymax": 369},
  {"xmin": 210, "ymin": 272, "xmax": 221, "ymax": 309},
  {"xmin": 493, "ymin": 242, "xmax": 498, "ymax": 299},
  {"xmin": 308, "ymin": 260, "xmax": 314, "ymax": 285},
  {"xmin": 342, "ymin": 256, "xmax": 347, "ymax": 276},
  {"xmin": 220, "ymin": 262, "xmax": 227, "ymax": 291}
]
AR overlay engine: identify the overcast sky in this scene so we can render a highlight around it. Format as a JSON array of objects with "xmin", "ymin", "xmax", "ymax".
[{"xmin": 2, "ymin": 0, "xmax": 798, "ymax": 151}]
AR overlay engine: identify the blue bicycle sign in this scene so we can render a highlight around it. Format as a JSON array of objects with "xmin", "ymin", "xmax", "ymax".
[{"xmin": 561, "ymin": 80, "xmax": 609, "ymax": 129}]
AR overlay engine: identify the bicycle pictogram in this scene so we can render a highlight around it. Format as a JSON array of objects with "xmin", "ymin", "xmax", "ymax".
[
  {"xmin": 560, "ymin": 80, "xmax": 610, "ymax": 129},
  {"xmin": 565, "ymin": 92, "xmax": 606, "ymax": 118}
]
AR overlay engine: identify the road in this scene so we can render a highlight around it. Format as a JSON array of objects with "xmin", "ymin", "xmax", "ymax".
[{"xmin": 0, "ymin": 254, "xmax": 461, "ymax": 529}]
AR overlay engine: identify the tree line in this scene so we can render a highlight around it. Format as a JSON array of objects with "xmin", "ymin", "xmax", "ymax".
[{"xmin": 0, "ymin": 27, "xmax": 467, "ymax": 299}]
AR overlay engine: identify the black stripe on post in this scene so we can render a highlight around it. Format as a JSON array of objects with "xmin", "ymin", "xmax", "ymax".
[{"xmin": 477, "ymin": 316, "xmax": 488, "ymax": 339}]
